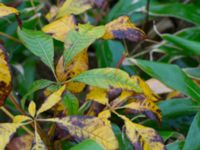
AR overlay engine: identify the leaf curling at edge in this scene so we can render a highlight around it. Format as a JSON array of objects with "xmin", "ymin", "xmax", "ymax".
[
  {"xmin": 0, "ymin": 44, "xmax": 12, "ymax": 106},
  {"xmin": 124, "ymin": 117, "xmax": 166, "ymax": 150},
  {"xmin": 102, "ymin": 16, "xmax": 146, "ymax": 42},
  {"xmin": 41, "ymin": 116, "xmax": 119, "ymax": 150}
]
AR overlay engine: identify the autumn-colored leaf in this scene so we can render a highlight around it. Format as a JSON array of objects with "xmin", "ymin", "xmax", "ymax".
[
  {"xmin": 98, "ymin": 110, "xmax": 111, "ymax": 126},
  {"xmin": 123, "ymin": 99, "xmax": 162, "ymax": 122},
  {"xmin": 6, "ymin": 134, "xmax": 33, "ymax": 150},
  {"xmin": 42, "ymin": 15, "xmax": 76, "ymax": 42},
  {"xmin": 0, "ymin": 44, "xmax": 12, "ymax": 106},
  {"xmin": 13, "ymin": 115, "xmax": 31, "ymax": 123},
  {"xmin": 37, "ymin": 85, "xmax": 66, "ymax": 115},
  {"xmin": 102, "ymin": 16, "xmax": 146, "ymax": 42},
  {"xmin": 0, "ymin": 123, "xmax": 22, "ymax": 150},
  {"xmin": 32, "ymin": 127, "xmax": 47, "ymax": 150},
  {"xmin": 86, "ymin": 87, "xmax": 108, "ymax": 105},
  {"xmin": 56, "ymin": 49, "xmax": 88, "ymax": 93},
  {"xmin": 45, "ymin": 5, "xmax": 58, "ymax": 21},
  {"xmin": 0, "ymin": 3, "xmax": 19, "ymax": 17},
  {"xmin": 57, "ymin": 0, "xmax": 105, "ymax": 18},
  {"xmin": 124, "ymin": 117, "xmax": 165, "ymax": 150},
  {"xmin": 43, "ymin": 116, "xmax": 118, "ymax": 150},
  {"xmin": 28, "ymin": 101, "xmax": 36, "ymax": 117}
]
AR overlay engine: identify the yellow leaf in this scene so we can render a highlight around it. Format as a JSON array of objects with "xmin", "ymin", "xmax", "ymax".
[
  {"xmin": 13, "ymin": 115, "xmax": 31, "ymax": 123},
  {"xmin": 37, "ymin": 85, "xmax": 66, "ymax": 115},
  {"xmin": 56, "ymin": 49, "xmax": 88, "ymax": 93},
  {"xmin": 98, "ymin": 110, "xmax": 111, "ymax": 126},
  {"xmin": 123, "ymin": 99, "xmax": 162, "ymax": 122},
  {"xmin": 32, "ymin": 127, "xmax": 47, "ymax": 150},
  {"xmin": 0, "ymin": 44, "xmax": 12, "ymax": 106},
  {"xmin": 146, "ymin": 78, "xmax": 173, "ymax": 94},
  {"xmin": 0, "ymin": 123, "xmax": 22, "ymax": 149},
  {"xmin": 86, "ymin": 87, "xmax": 108, "ymax": 105},
  {"xmin": 45, "ymin": 5, "xmax": 58, "ymax": 21},
  {"xmin": 132, "ymin": 76, "xmax": 159, "ymax": 102},
  {"xmin": 45, "ymin": 116, "xmax": 118, "ymax": 150},
  {"xmin": 28, "ymin": 101, "xmax": 36, "ymax": 117},
  {"xmin": 124, "ymin": 118, "xmax": 165, "ymax": 150},
  {"xmin": 0, "ymin": 3, "xmax": 19, "ymax": 17},
  {"xmin": 6, "ymin": 134, "xmax": 34, "ymax": 150},
  {"xmin": 102, "ymin": 16, "xmax": 146, "ymax": 41},
  {"xmin": 42, "ymin": 15, "xmax": 76, "ymax": 42}
]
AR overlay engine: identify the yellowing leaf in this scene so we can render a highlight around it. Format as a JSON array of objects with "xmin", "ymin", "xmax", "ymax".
[
  {"xmin": 123, "ymin": 99, "xmax": 162, "ymax": 122},
  {"xmin": 7, "ymin": 134, "xmax": 34, "ymax": 150},
  {"xmin": 0, "ymin": 3, "xmax": 19, "ymax": 17},
  {"xmin": 0, "ymin": 123, "xmax": 22, "ymax": 150},
  {"xmin": 0, "ymin": 44, "xmax": 12, "ymax": 106},
  {"xmin": 146, "ymin": 78, "xmax": 173, "ymax": 94},
  {"xmin": 63, "ymin": 24, "xmax": 105, "ymax": 65},
  {"xmin": 132, "ymin": 76, "xmax": 159, "ymax": 102},
  {"xmin": 86, "ymin": 87, "xmax": 108, "ymax": 105},
  {"xmin": 56, "ymin": 49, "xmax": 88, "ymax": 93},
  {"xmin": 45, "ymin": 5, "xmax": 58, "ymax": 21},
  {"xmin": 13, "ymin": 115, "xmax": 31, "ymax": 123},
  {"xmin": 44, "ymin": 116, "xmax": 118, "ymax": 150},
  {"xmin": 71, "ymin": 68, "xmax": 142, "ymax": 92},
  {"xmin": 28, "ymin": 101, "xmax": 36, "ymax": 117},
  {"xmin": 42, "ymin": 15, "xmax": 76, "ymax": 42},
  {"xmin": 37, "ymin": 85, "xmax": 66, "ymax": 115},
  {"xmin": 32, "ymin": 128, "xmax": 47, "ymax": 150},
  {"xmin": 98, "ymin": 110, "xmax": 111, "ymax": 126},
  {"xmin": 103, "ymin": 16, "xmax": 146, "ymax": 42},
  {"xmin": 124, "ymin": 118, "xmax": 165, "ymax": 150}
]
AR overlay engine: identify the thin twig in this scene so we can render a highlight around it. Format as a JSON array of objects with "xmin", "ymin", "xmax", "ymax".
[
  {"xmin": 0, "ymin": 31, "xmax": 22, "ymax": 44},
  {"xmin": 143, "ymin": 0, "xmax": 151, "ymax": 31}
]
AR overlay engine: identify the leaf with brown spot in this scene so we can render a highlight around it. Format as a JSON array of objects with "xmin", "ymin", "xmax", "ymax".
[
  {"xmin": 0, "ymin": 3, "xmax": 19, "ymax": 17},
  {"xmin": 102, "ymin": 16, "xmax": 146, "ymax": 42},
  {"xmin": 0, "ymin": 44, "xmax": 12, "ymax": 106},
  {"xmin": 56, "ymin": 49, "xmax": 88, "ymax": 93},
  {"xmin": 42, "ymin": 15, "xmax": 76, "ymax": 42},
  {"xmin": 6, "ymin": 134, "xmax": 33, "ymax": 150},
  {"xmin": 124, "ymin": 117, "xmax": 165, "ymax": 150},
  {"xmin": 86, "ymin": 87, "xmax": 108, "ymax": 105},
  {"xmin": 0, "ymin": 123, "xmax": 22, "ymax": 149},
  {"xmin": 123, "ymin": 99, "xmax": 162, "ymax": 123},
  {"xmin": 44, "ymin": 116, "xmax": 118, "ymax": 150}
]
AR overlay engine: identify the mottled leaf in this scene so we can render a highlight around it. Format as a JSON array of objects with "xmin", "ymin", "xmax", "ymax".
[
  {"xmin": 123, "ymin": 99, "xmax": 162, "ymax": 122},
  {"xmin": 44, "ymin": 116, "xmax": 118, "ymax": 150},
  {"xmin": 103, "ymin": 16, "xmax": 146, "ymax": 42},
  {"xmin": 42, "ymin": 15, "xmax": 76, "ymax": 42},
  {"xmin": 71, "ymin": 68, "xmax": 142, "ymax": 92},
  {"xmin": 32, "ymin": 128, "xmax": 46, "ymax": 150},
  {"xmin": 6, "ymin": 134, "xmax": 33, "ymax": 150},
  {"xmin": 37, "ymin": 85, "xmax": 65, "ymax": 115},
  {"xmin": 0, "ymin": 44, "xmax": 12, "ymax": 106},
  {"xmin": 17, "ymin": 28, "xmax": 55, "ymax": 73},
  {"xmin": 57, "ymin": 0, "xmax": 104, "ymax": 18},
  {"xmin": 0, "ymin": 123, "xmax": 22, "ymax": 150},
  {"xmin": 0, "ymin": 3, "xmax": 19, "ymax": 17},
  {"xmin": 63, "ymin": 24, "xmax": 105, "ymax": 66},
  {"xmin": 124, "ymin": 118, "xmax": 165, "ymax": 150},
  {"xmin": 28, "ymin": 101, "xmax": 36, "ymax": 117}
]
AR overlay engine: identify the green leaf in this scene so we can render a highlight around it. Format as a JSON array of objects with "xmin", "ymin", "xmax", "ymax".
[
  {"xmin": 159, "ymin": 98, "xmax": 200, "ymax": 119},
  {"xmin": 162, "ymin": 34, "xmax": 200, "ymax": 55},
  {"xmin": 167, "ymin": 141, "xmax": 184, "ymax": 150},
  {"xmin": 17, "ymin": 28, "xmax": 55, "ymax": 73},
  {"xmin": 70, "ymin": 139, "xmax": 104, "ymax": 150},
  {"xmin": 71, "ymin": 68, "xmax": 142, "ymax": 92},
  {"xmin": 183, "ymin": 112, "xmax": 200, "ymax": 150},
  {"xmin": 150, "ymin": 3, "xmax": 200, "ymax": 25},
  {"xmin": 63, "ymin": 24, "xmax": 105, "ymax": 66},
  {"xmin": 63, "ymin": 92, "xmax": 79, "ymax": 115},
  {"xmin": 21, "ymin": 79, "xmax": 54, "ymax": 108},
  {"xmin": 127, "ymin": 58, "xmax": 200, "ymax": 103},
  {"xmin": 183, "ymin": 68, "xmax": 200, "ymax": 80}
]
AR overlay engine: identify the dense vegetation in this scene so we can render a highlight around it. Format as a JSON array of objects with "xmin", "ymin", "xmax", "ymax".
[{"xmin": 0, "ymin": 0, "xmax": 200, "ymax": 150}]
